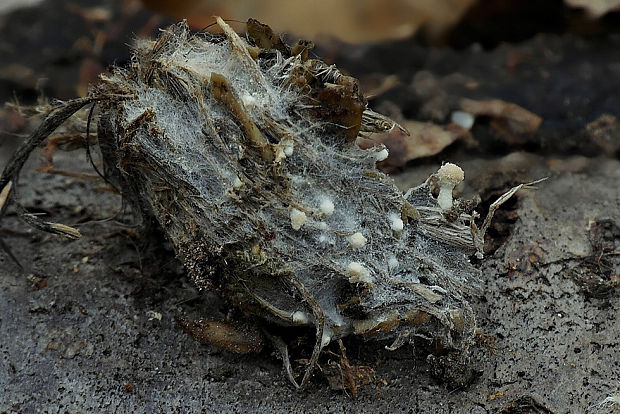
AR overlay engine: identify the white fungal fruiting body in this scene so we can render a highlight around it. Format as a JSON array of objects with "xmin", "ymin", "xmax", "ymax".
[
  {"xmin": 321, "ymin": 327, "xmax": 333, "ymax": 348},
  {"xmin": 347, "ymin": 232, "xmax": 367, "ymax": 248},
  {"xmin": 390, "ymin": 213, "xmax": 404, "ymax": 232},
  {"xmin": 319, "ymin": 199, "xmax": 335, "ymax": 216},
  {"xmin": 436, "ymin": 163, "xmax": 465, "ymax": 211},
  {"xmin": 290, "ymin": 208, "xmax": 307, "ymax": 230},
  {"xmin": 346, "ymin": 262, "xmax": 372, "ymax": 284},
  {"xmin": 374, "ymin": 148, "xmax": 389, "ymax": 162},
  {"xmin": 292, "ymin": 311, "xmax": 310, "ymax": 324}
]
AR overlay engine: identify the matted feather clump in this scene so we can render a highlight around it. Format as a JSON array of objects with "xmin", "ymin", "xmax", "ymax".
[{"xmin": 0, "ymin": 18, "xmax": 528, "ymax": 388}]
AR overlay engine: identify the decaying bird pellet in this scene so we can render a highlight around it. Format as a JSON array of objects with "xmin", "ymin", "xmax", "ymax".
[{"xmin": 0, "ymin": 18, "xmax": 534, "ymax": 389}]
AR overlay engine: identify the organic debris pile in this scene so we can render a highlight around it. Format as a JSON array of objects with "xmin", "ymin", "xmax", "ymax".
[{"xmin": 0, "ymin": 18, "xmax": 531, "ymax": 390}]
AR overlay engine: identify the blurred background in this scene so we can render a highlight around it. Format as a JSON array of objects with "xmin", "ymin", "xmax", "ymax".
[
  {"xmin": 1, "ymin": 0, "xmax": 619, "ymax": 102},
  {"xmin": 1, "ymin": 0, "xmax": 619, "ymax": 160},
  {"xmin": 0, "ymin": 0, "xmax": 620, "ymax": 101}
]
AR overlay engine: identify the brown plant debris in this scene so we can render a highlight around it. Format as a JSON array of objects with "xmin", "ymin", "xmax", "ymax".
[
  {"xmin": 460, "ymin": 98, "xmax": 543, "ymax": 144},
  {"xmin": 319, "ymin": 340, "xmax": 376, "ymax": 398},
  {"xmin": 358, "ymin": 119, "xmax": 470, "ymax": 169},
  {"xmin": 176, "ymin": 317, "xmax": 264, "ymax": 354},
  {"xmin": 581, "ymin": 114, "xmax": 620, "ymax": 156},
  {"xmin": 568, "ymin": 219, "xmax": 620, "ymax": 298}
]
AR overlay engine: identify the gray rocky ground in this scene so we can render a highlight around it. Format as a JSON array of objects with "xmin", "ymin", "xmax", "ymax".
[{"xmin": 1, "ymin": 151, "xmax": 618, "ymax": 414}]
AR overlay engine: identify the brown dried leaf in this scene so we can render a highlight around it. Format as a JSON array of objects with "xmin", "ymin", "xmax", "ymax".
[
  {"xmin": 0, "ymin": 106, "xmax": 27, "ymax": 137},
  {"xmin": 460, "ymin": 98, "xmax": 542, "ymax": 144},
  {"xmin": 0, "ymin": 64, "xmax": 36, "ymax": 87},
  {"xmin": 582, "ymin": 114, "xmax": 620, "ymax": 155},
  {"xmin": 359, "ymin": 120, "xmax": 469, "ymax": 169}
]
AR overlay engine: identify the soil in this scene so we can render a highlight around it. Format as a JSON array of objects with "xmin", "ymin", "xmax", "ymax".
[{"xmin": 1, "ymin": 1, "xmax": 618, "ymax": 413}]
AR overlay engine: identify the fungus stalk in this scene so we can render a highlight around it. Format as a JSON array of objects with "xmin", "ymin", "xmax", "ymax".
[{"xmin": 436, "ymin": 163, "xmax": 465, "ymax": 211}]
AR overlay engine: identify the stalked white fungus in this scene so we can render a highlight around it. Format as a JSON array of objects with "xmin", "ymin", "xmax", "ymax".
[
  {"xmin": 390, "ymin": 213, "xmax": 404, "ymax": 232},
  {"xmin": 346, "ymin": 262, "xmax": 372, "ymax": 284},
  {"xmin": 347, "ymin": 232, "xmax": 367, "ymax": 248},
  {"xmin": 374, "ymin": 148, "xmax": 389, "ymax": 162},
  {"xmin": 436, "ymin": 163, "xmax": 464, "ymax": 211},
  {"xmin": 291, "ymin": 311, "xmax": 310, "ymax": 324},
  {"xmin": 290, "ymin": 208, "xmax": 307, "ymax": 230},
  {"xmin": 319, "ymin": 198, "xmax": 335, "ymax": 216}
]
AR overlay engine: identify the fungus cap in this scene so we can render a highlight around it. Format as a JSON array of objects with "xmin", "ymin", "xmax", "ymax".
[{"xmin": 437, "ymin": 163, "xmax": 464, "ymax": 185}]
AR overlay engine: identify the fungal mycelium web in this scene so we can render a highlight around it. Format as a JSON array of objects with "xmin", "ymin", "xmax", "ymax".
[{"xmin": 0, "ymin": 17, "xmax": 539, "ymax": 389}]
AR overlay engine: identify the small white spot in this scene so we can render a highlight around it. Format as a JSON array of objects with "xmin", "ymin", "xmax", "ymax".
[
  {"xmin": 451, "ymin": 110, "xmax": 475, "ymax": 130},
  {"xmin": 390, "ymin": 213, "xmax": 404, "ymax": 232},
  {"xmin": 388, "ymin": 256, "xmax": 399, "ymax": 269},
  {"xmin": 241, "ymin": 94, "xmax": 257, "ymax": 109},
  {"xmin": 347, "ymin": 232, "xmax": 367, "ymax": 248},
  {"xmin": 290, "ymin": 208, "xmax": 307, "ymax": 230},
  {"xmin": 346, "ymin": 262, "xmax": 372, "ymax": 284},
  {"xmin": 317, "ymin": 222, "xmax": 328, "ymax": 230},
  {"xmin": 146, "ymin": 310, "xmax": 162, "ymax": 321},
  {"xmin": 319, "ymin": 199, "xmax": 335, "ymax": 216},
  {"xmin": 292, "ymin": 311, "xmax": 309, "ymax": 324},
  {"xmin": 374, "ymin": 148, "xmax": 389, "ymax": 162}
]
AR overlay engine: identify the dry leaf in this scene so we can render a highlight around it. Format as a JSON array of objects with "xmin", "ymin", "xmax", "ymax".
[
  {"xmin": 582, "ymin": 114, "xmax": 620, "ymax": 155},
  {"xmin": 359, "ymin": 120, "xmax": 470, "ymax": 169},
  {"xmin": 460, "ymin": 98, "xmax": 542, "ymax": 144}
]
